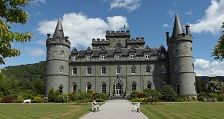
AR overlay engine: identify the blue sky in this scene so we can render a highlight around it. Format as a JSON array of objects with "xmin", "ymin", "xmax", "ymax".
[{"xmin": 1, "ymin": 0, "xmax": 224, "ymax": 76}]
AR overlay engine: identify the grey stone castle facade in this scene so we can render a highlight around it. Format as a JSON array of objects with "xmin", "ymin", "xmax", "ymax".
[{"xmin": 45, "ymin": 14, "xmax": 197, "ymax": 97}]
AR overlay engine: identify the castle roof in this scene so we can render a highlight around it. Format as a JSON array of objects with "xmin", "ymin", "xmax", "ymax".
[
  {"xmin": 77, "ymin": 47, "xmax": 163, "ymax": 57},
  {"xmin": 53, "ymin": 18, "xmax": 65, "ymax": 38},
  {"xmin": 172, "ymin": 13, "xmax": 184, "ymax": 37}
]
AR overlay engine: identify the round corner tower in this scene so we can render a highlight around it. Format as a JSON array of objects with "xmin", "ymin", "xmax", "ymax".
[
  {"xmin": 45, "ymin": 19, "xmax": 71, "ymax": 95},
  {"xmin": 166, "ymin": 14, "xmax": 197, "ymax": 96}
]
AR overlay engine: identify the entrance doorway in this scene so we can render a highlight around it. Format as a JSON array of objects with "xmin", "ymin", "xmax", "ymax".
[{"xmin": 115, "ymin": 83, "xmax": 123, "ymax": 96}]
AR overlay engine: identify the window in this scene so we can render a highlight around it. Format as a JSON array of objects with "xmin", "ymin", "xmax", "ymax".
[
  {"xmin": 161, "ymin": 65, "xmax": 166, "ymax": 73},
  {"xmin": 86, "ymin": 55, "xmax": 91, "ymax": 60},
  {"xmin": 173, "ymin": 48, "xmax": 177, "ymax": 55},
  {"xmin": 72, "ymin": 67, "xmax": 77, "ymax": 75},
  {"xmin": 86, "ymin": 82, "xmax": 92, "ymax": 92},
  {"xmin": 73, "ymin": 83, "xmax": 77, "ymax": 93},
  {"xmin": 132, "ymin": 82, "xmax": 137, "ymax": 91},
  {"xmin": 101, "ymin": 66, "xmax": 106, "ymax": 74},
  {"xmin": 101, "ymin": 83, "xmax": 106, "ymax": 93},
  {"xmin": 145, "ymin": 54, "xmax": 150, "ymax": 59},
  {"xmin": 72, "ymin": 56, "xmax": 76, "ymax": 61},
  {"xmin": 192, "ymin": 63, "xmax": 194, "ymax": 70},
  {"xmin": 115, "ymin": 54, "xmax": 120, "ymax": 60},
  {"xmin": 146, "ymin": 65, "xmax": 151, "ymax": 73},
  {"xmin": 59, "ymin": 84, "xmax": 63, "ymax": 94},
  {"xmin": 162, "ymin": 82, "xmax": 167, "ymax": 87},
  {"xmin": 146, "ymin": 81, "xmax": 152, "ymax": 89},
  {"xmin": 59, "ymin": 65, "xmax": 64, "ymax": 74},
  {"xmin": 176, "ymin": 84, "xmax": 180, "ymax": 95},
  {"xmin": 130, "ymin": 53, "xmax": 135, "ymax": 59},
  {"xmin": 131, "ymin": 65, "xmax": 136, "ymax": 74},
  {"xmin": 101, "ymin": 54, "xmax": 106, "ymax": 60},
  {"xmin": 87, "ymin": 66, "xmax": 91, "ymax": 75},
  {"xmin": 60, "ymin": 50, "xmax": 64, "ymax": 55},
  {"xmin": 116, "ymin": 66, "xmax": 121, "ymax": 74}
]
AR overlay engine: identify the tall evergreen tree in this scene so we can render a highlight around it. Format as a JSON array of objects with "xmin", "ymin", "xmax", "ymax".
[{"xmin": 213, "ymin": 23, "xmax": 224, "ymax": 60}]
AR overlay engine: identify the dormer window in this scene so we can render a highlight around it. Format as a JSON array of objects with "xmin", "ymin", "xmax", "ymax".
[
  {"xmin": 115, "ymin": 54, "xmax": 120, "ymax": 60},
  {"xmin": 72, "ymin": 56, "xmax": 76, "ymax": 61},
  {"xmin": 145, "ymin": 54, "xmax": 150, "ymax": 59},
  {"xmin": 101, "ymin": 54, "xmax": 106, "ymax": 60},
  {"xmin": 130, "ymin": 53, "xmax": 135, "ymax": 59},
  {"xmin": 86, "ymin": 55, "xmax": 91, "ymax": 60}
]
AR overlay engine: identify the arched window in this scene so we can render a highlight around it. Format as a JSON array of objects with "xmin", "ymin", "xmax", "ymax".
[
  {"xmin": 59, "ymin": 84, "xmax": 63, "ymax": 94},
  {"xmin": 161, "ymin": 65, "xmax": 166, "ymax": 73},
  {"xmin": 86, "ymin": 66, "xmax": 91, "ymax": 75},
  {"xmin": 146, "ymin": 65, "xmax": 151, "ymax": 73},
  {"xmin": 72, "ymin": 67, "xmax": 77, "ymax": 75},
  {"xmin": 86, "ymin": 82, "xmax": 92, "ymax": 92},
  {"xmin": 176, "ymin": 84, "xmax": 180, "ymax": 95},
  {"xmin": 116, "ymin": 66, "xmax": 121, "ymax": 74},
  {"xmin": 146, "ymin": 81, "xmax": 152, "ymax": 89},
  {"xmin": 60, "ymin": 50, "xmax": 64, "ymax": 55},
  {"xmin": 101, "ymin": 66, "xmax": 106, "ymax": 74},
  {"xmin": 73, "ymin": 83, "xmax": 77, "ymax": 93},
  {"xmin": 131, "ymin": 65, "xmax": 136, "ymax": 74},
  {"xmin": 101, "ymin": 82, "xmax": 107, "ymax": 93},
  {"xmin": 132, "ymin": 82, "xmax": 137, "ymax": 91},
  {"xmin": 59, "ymin": 65, "xmax": 64, "ymax": 74},
  {"xmin": 162, "ymin": 82, "xmax": 167, "ymax": 87}
]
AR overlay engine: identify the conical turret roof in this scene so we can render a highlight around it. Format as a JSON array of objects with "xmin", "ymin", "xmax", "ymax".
[
  {"xmin": 53, "ymin": 18, "xmax": 64, "ymax": 38},
  {"xmin": 172, "ymin": 13, "xmax": 184, "ymax": 37}
]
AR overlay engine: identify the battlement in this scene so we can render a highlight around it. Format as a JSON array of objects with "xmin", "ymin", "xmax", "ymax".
[
  {"xmin": 46, "ymin": 37, "xmax": 71, "ymax": 48},
  {"xmin": 106, "ymin": 30, "xmax": 130, "ymax": 37},
  {"xmin": 91, "ymin": 38, "xmax": 110, "ymax": 45},
  {"xmin": 127, "ymin": 37, "xmax": 145, "ymax": 44}
]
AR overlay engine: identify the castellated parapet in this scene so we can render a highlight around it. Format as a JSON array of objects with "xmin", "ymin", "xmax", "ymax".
[{"xmin": 46, "ymin": 36, "xmax": 71, "ymax": 48}]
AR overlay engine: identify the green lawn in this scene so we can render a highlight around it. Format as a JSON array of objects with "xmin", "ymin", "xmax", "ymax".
[
  {"xmin": 0, "ymin": 103, "xmax": 90, "ymax": 119},
  {"xmin": 141, "ymin": 102, "xmax": 224, "ymax": 119}
]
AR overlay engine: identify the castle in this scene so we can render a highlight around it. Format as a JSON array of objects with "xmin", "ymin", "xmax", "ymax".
[{"xmin": 45, "ymin": 14, "xmax": 197, "ymax": 97}]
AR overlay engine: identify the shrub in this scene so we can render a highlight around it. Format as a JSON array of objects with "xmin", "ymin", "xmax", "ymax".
[
  {"xmin": 68, "ymin": 93, "xmax": 77, "ymax": 102},
  {"xmin": 33, "ymin": 96, "xmax": 43, "ymax": 103},
  {"xmin": 1, "ymin": 96, "xmax": 14, "ymax": 103},
  {"xmin": 130, "ymin": 91, "xmax": 140, "ymax": 99},
  {"xmin": 160, "ymin": 85, "xmax": 177, "ymax": 101},
  {"xmin": 94, "ymin": 93, "xmax": 108, "ymax": 102},
  {"xmin": 55, "ymin": 95, "xmax": 64, "ymax": 103},
  {"xmin": 16, "ymin": 96, "xmax": 24, "ymax": 103},
  {"xmin": 143, "ymin": 89, "xmax": 161, "ymax": 103},
  {"xmin": 77, "ymin": 91, "xmax": 92, "ymax": 103},
  {"xmin": 137, "ymin": 93, "xmax": 145, "ymax": 98},
  {"xmin": 48, "ymin": 88, "xmax": 55, "ymax": 102},
  {"xmin": 197, "ymin": 96, "xmax": 205, "ymax": 102}
]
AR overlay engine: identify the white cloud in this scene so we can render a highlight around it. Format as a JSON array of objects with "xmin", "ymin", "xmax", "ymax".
[
  {"xmin": 194, "ymin": 58, "xmax": 224, "ymax": 76},
  {"xmin": 28, "ymin": 48, "xmax": 45, "ymax": 57},
  {"xmin": 167, "ymin": 9, "xmax": 176, "ymax": 18},
  {"xmin": 185, "ymin": 10, "xmax": 193, "ymax": 15},
  {"xmin": 32, "ymin": 0, "xmax": 46, "ymax": 4},
  {"xmin": 37, "ymin": 12, "xmax": 128, "ymax": 48},
  {"xmin": 162, "ymin": 24, "xmax": 171, "ymax": 28},
  {"xmin": 190, "ymin": 0, "xmax": 224, "ymax": 34},
  {"xmin": 110, "ymin": 0, "xmax": 141, "ymax": 12}
]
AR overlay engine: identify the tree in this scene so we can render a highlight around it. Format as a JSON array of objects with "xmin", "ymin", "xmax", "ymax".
[
  {"xmin": 160, "ymin": 85, "xmax": 177, "ymax": 101},
  {"xmin": 213, "ymin": 23, "xmax": 224, "ymax": 60},
  {"xmin": 0, "ymin": 0, "xmax": 32, "ymax": 64}
]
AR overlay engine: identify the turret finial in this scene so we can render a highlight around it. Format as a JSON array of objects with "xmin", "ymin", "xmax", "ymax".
[
  {"xmin": 53, "ymin": 18, "xmax": 64, "ymax": 38},
  {"xmin": 172, "ymin": 13, "xmax": 184, "ymax": 37}
]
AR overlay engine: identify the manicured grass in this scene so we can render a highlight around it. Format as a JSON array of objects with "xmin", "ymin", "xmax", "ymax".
[
  {"xmin": 0, "ymin": 103, "xmax": 90, "ymax": 119},
  {"xmin": 141, "ymin": 102, "xmax": 224, "ymax": 119}
]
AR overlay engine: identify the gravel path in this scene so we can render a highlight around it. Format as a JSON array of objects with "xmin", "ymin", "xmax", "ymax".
[{"xmin": 79, "ymin": 99, "xmax": 149, "ymax": 119}]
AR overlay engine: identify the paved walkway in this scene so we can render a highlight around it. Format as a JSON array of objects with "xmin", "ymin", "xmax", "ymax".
[{"xmin": 79, "ymin": 99, "xmax": 149, "ymax": 119}]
